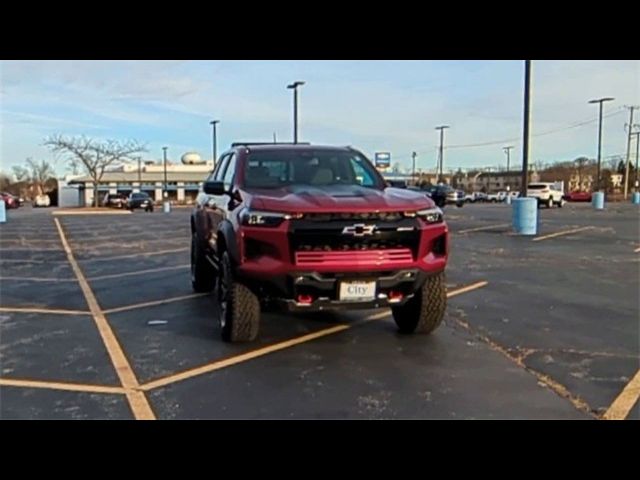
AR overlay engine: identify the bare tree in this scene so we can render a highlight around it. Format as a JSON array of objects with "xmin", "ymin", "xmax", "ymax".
[
  {"xmin": 12, "ymin": 158, "xmax": 56, "ymax": 197},
  {"xmin": 573, "ymin": 157, "xmax": 589, "ymax": 191},
  {"xmin": 44, "ymin": 135, "xmax": 146, "ymax": 207}
]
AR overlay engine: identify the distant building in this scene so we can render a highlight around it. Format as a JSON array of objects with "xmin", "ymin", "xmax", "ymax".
[
  {"xmin": 568, "ymin": 173, "xmax": 594, "ymax": 192},
  {"xmin": 452, "ymin": 170, "xmax": 540, "ymax": 193},
  {"xmin": 68, "ymin": 153, "xmax": 212, "ymax": 206}
]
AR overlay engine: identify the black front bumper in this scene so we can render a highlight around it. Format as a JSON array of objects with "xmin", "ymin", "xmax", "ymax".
[{"xmin": 250, "ymin": 268, "xmax": 435, "ymax": 312}]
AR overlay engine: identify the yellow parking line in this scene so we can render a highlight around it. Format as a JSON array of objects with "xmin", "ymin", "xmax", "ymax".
[
  {"xmin": 603, "ymin": 369, "xmax": 640, "ymax": 420},
  {"xmin": 532, "ymin": 226, "xmax": 595, "ymax": 242},
  {"xmin": 141, "ymin": 280, "xmax": 490, "ymax": 392},
  {"xmin": 88, "ymin": 264, "xmax": 189, "ymax": 281},
  {"xmin": 54, "ymin": 218, "xmax": 155, "ymax": 420},
  {"xmin": 0, "ymin": 276, "xmax": 76, "ymax": 283},
  {"xmin": 0, "ymin": 377, "xmax": 126, "ymax": 395},
  {"xmin": 0, "ymin": 306, "xmax": 90, "ymax": 316},
  {"xmin": 458, "ymin": 223, "xmax": 510, "ymax": 234},
  {"xmin": 448, "ymin": 281, "xmax": 488, "ymax": 297},
  {"xmin": 80, "ymin": 248, "xmax": 189, "ymax": 263},
  {"xmin": 103, "ymin": 293, "xmax": 210, "ymax": 314},
  {"xmin": 141, "ymin": 325, "xmax": 350, "ymax": 391}
]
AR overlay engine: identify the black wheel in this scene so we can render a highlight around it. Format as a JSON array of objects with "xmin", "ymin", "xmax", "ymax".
[
  {"xmin": 557, "ymin": 199, "xmax": 564, "ymax": 208},
  {"xmin": 217, "ymin": 251, "xmax": 260, "ymax": 342},
  {"xmin": 191, "ymin": 233, "xmax": 215, "ymax": 293},
  {"xmin": 391, "ymin": 272, "xmax": 447, "ymax": 335},
  {"xmin": 456, "ymin": 201, "xmax": 463, "ymax": 208},
  {"xmin": 547, "ymin": 197, "xmax": 553, "ymax": 208}
]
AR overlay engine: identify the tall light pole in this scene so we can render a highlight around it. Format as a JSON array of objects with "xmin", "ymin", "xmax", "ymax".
[
  {"xmin": 162, "ymin": 146, "xmax": 168, "ymax": 199},
  {"xmin": 588, "ymin": 97, "xmax": 615, "ymax": 192},
  {"xmin": 287, "ymin": 81, "xmax": 305, "ymax": 143},
  {"xmin": 435, "ymin": 125, "xmax": 450, "ymax": 184},
  {"xmin": 412, "ymin": 152, "xmax": 417, "ymax": 185},
  {"xmin": 503, "ymin": 145, "xmax": 514, "ymax": 172},
  {"xmin": 210, "ymin": 120, "xmax": 220, "ymax": 167},
  {"xmin": 520, "ymin": 60, "xmax": 532, "ymax": 198},
  {"xmin": 137, "ymin": 156, "xmax": 142, "ymax": 187}
]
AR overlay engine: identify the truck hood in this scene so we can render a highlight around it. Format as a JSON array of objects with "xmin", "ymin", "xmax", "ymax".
[{"xmin": 249, "ymin": 185, "xmax": 434, "ymax": 213}]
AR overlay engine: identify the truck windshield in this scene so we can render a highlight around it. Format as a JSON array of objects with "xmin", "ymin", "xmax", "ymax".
[{"xmin": 242, "ymin": 150, "xmax": 385, "ymax": 190}]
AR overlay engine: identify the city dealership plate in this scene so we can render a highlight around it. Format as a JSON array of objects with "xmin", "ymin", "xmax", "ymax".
[{"xmin": 339, "ymin": 281, "xmax": 376, "ymax": 301}]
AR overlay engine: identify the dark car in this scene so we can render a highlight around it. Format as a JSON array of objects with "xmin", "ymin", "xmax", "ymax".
[
  {"xmin": 127, "ymin": 192, "xmax": 154, "ymax": 212},
  {"xmin": 191, "ymin": 143, "xmax": 449, "ymax": 343},
  {"xmin": 102, "ymin": 193, "xmax": 128, "ymax": 208},
  {"xmin": 0, "ymin": 192, "xmax": 19, "ymax": 209}
]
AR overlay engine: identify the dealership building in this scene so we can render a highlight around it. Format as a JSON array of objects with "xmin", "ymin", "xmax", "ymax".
[{"xmin": 66, "ymin": 153, "xmax": 212, "ymax": 206}]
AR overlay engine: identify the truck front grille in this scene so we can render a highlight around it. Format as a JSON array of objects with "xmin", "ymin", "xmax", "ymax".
[{"xmin": 295, "ymin": 248, "xmax": 413, "ymax": 267}]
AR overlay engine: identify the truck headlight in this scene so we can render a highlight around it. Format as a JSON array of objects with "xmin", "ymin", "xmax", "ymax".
[
  {"xmin": 239, "ymin": 208, "xmax": 300, "ymax": 227},
  {"xmin": 415, "ymin": 207, "xmax": 443, "ymax": 224}
]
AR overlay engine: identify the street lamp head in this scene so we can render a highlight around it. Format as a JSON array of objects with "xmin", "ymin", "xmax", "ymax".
[
  {"xmin": 287, "ymin": 81, "xmax": 305, "ymax": 89},
  {"xmin": 435, "ymin": 125, "xmax": 450, "ymax": 130},
  {"xmin": 589, "ymin": 97, "xmax": 615, "ymax": 104},
  {"xmin": 210, "ymin": 120, "xmax": 220, "ymax": 126}
]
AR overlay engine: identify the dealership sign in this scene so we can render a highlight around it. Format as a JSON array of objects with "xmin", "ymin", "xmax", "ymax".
[{"xmin": 375, "ymin": 152, "xmax": 391, "ymax": 169}]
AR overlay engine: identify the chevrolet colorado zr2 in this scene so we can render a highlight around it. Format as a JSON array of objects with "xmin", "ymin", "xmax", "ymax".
[{"xmin": 190, "ymin": 143, "xmax": 449, "ymax": 342}]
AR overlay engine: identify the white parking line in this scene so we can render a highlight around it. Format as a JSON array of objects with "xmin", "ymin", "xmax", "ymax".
[{"xmin": 458, "ymin": 223, "xmax": 510, "ymax": 234}]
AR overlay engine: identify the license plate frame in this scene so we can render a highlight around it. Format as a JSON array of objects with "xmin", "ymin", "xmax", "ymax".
[{"xmin": 339, "ymin": 280, "xmax": 377, "ymax": 302}]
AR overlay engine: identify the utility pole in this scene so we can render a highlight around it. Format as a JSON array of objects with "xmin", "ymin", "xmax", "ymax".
[
  {"xmin": 435, "ymin": 125, "xmax": 450, "ymax": 184},
  {"xmin": 287, "ymin": 81, "xmax": 305, "ymax": 143},
  {"xmin": 503, "ymin": 146, "xmax": 514, "ymax": 172},
  {"xmin": 623, "ymin": 106, "xmax": 638, "ymax": 199},
  {"xmin": 631, "ymin": 130, "xmax": 640, "ymax": 187},
  {"xmin": 162, "ymin": 146, "xmax": 168, "ymax": 199},
  {"xmin": 588, "ymin": 97, "xmax": 615, "ymax": 192},
  {"xmin": 412, "ymin": 151, "xmax": 417, "ymax": 185},
  {"xmin": 273, "ymin": 132, "xmax": 277, "ymax": 143},
  {"xmin": 137, "ymin": 156, "xmax": 142, "ymax": 186},
  {"xmin": 520, "ymin": 60, "xmax": 532, "ymax": 198},
  {"xmin": 210, "ymin": 120, "xmax": 220, "ymax": 168}
]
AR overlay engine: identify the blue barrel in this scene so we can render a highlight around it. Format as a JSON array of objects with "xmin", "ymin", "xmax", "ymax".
[
  {"xmin": 592, "ymin": 192, "xmax": 605, "ymax": 210},
  {"xmin": 512, "ymin": 197, "xmax": 538, "ymax": 235},
  {"xmin": 163, "ymin": 201, "xmax": 171, "ymax": 213},
  {"xmin": 0, "ymin": 200, "xmax": 6, "ymax": 223},
  {"xmin": 632, "ymin": 192, "xmax": 640, "ymax": 205}
]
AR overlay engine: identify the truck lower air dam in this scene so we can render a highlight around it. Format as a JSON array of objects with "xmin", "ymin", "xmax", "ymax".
[
  {"xmin": 512, "ymin": 197, "xmax": 537, "ymax": 235},
  {"xmin": 592, "ymin": 192, "xmax": 605, "ymax": 210}
]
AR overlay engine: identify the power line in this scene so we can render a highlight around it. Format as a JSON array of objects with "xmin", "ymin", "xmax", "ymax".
[{"xmin": 391, "ymin": 107, "xmax": 627, "ymax": 162}]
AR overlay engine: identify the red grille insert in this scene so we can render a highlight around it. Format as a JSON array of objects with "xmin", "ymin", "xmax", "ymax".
[{"xmin": 295, "ymin": 248, "xmax": 413, "ymax": 267}]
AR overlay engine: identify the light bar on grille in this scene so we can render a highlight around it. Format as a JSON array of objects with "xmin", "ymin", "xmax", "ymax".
[{"xmin": 295, "ymin": 248, "xmax": 413, "ymax": 267}]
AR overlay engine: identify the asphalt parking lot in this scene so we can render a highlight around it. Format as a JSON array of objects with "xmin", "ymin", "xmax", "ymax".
[{"xmin": 1, "ymin": 202, "xmax": 638, "ymax": 419}]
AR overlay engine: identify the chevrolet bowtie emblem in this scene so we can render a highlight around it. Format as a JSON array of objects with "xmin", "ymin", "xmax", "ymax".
[{"xmin": 342, "ymin": 224, "xmax": 376, "ymax": 237}]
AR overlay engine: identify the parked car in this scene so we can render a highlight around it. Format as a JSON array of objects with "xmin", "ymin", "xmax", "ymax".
[
  {"xmin": 386, "ymin": 179, "xmax": 408, "ymax": 189},
  {"xmin": 102, "ymin": 193, "xmax": 128, "ymax": 208},
  {"xmin": 0, "ymin": 192, "xmax": 19, "ymax": 209},
  {"xmin": 191, "ymin": 143, "xmax": 449, "ymax": 342},
  {"xmin": 33, "ymin": 194, "xmax": 51, "ymax": 208},
  {"xmin": 424, "ymin": 185, "xmax": 463, "ymax": 208},
  {"xmin": 527, "ymin": 182, "xmax": 565, "ymax": 208},
  {"xmin": 127, "ymin": 192, "xmax": 154, "ymax": 212},
  {"xmin": 464, "ymin": 192, "xmax": 488, "ymax": 203},
  {"xmin": 564, "ymin": 190, "xmax": 592, "ymax": 202}
]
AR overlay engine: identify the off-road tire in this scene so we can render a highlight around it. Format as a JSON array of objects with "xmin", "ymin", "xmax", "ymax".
[
  {"xmin": 391, "ymin": 271, "xmax": 447, "ymax": 335},
  {"xmin": 218, "ymin": 251, "xmax": 260, "ymax": 342},
  {"xmin": 191, "ymin": 233, "xmax": 215, "ymax": 293}
]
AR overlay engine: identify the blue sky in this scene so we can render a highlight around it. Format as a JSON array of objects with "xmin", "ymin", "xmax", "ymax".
[{"xmin": 1, "ymin": 60, "xmax": 638, "ymax": 177}]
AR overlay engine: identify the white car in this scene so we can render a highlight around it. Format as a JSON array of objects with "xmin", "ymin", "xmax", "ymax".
[
  {"xmin": 33, "ymin": 194, "xmax": 51, "ymax": 208},
  {"xmin": 527, "ymin": 183, "xmax": 564, "ymax": 208}
]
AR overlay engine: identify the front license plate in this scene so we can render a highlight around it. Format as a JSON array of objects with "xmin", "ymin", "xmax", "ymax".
[{"xmin": 339, "ymin": 281, "xmax": 376, "ymax": 302}]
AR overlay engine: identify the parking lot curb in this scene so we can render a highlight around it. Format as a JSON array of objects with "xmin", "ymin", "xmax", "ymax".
[{"xmin": 52, "ymin": 210, "xmax": 132, "ymax": 215}]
